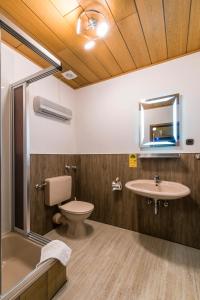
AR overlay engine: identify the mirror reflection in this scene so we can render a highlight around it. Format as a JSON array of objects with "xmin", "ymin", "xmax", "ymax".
[{"xmin": 139, "ymin": 94, "xmax": 180, "ymax": 148}]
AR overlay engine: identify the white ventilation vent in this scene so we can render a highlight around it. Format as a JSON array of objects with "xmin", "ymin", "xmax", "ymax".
[
  {"xmin": 62, "ymin": 70, "xmax": 78, "ymax": 80},
  {"xmin": 33, "ymin": 96, "xmax": 72, "ymax": 121}
]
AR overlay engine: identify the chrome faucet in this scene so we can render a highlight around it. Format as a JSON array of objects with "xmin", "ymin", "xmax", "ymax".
[{"xmin": 154, "ymin": 175, "xmax": 160, "ymax": 186}]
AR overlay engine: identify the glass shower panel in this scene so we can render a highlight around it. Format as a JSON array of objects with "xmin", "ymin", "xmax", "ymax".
[{"xmin": 0, "ymin": 27, "xmax": 53, "ymax": 295}]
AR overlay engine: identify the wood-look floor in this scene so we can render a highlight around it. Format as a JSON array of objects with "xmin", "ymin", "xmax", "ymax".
[{"xmin": 46, "ymin": 220, "xmax": 200, "ymax": 300}]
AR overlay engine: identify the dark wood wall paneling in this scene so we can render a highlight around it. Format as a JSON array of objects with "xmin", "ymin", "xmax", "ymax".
[
  {"xmin": 80, "ymin": 154, "xmax": 200, "ymax": 249},
  {"xmin": 30, "ymin": 154, "xmax": 200, "ymax": 249}
]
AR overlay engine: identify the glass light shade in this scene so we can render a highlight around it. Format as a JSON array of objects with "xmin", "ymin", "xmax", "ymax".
[
  {"xmin": 84, "ymin": 40, "xmax": 96, "ymax": 50},
  {"xmin": 77, "ymin": 9, "xmax": 109, "ymax": 40}
]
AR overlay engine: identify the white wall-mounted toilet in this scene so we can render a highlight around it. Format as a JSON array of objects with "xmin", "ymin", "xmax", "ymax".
[
  {"xmin": 59, "ymin": 200, "xmax": 94, "ymax": 237},
  {"xmin": 45, "ymin": 176, "xmax": 94, "ymax": 238}
]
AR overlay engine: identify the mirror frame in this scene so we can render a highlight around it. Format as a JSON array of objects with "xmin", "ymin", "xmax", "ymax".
[{"xmin": 139, "ymin": 93, "xmax": 180, "ymax": 148}]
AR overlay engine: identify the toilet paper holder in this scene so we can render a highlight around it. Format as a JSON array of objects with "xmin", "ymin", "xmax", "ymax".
[
  {"xmin": 112, "ymin": 177, "xmax": 122, "ymax": 191},
  {"xmin": 65, "ymin": 165, "xmax": 77, "ymax": 171}
]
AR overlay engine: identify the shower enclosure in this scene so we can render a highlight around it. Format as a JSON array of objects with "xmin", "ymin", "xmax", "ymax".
[{"xmin": 0, "ymin": 14, "xmax": 66, "ymax": 299}]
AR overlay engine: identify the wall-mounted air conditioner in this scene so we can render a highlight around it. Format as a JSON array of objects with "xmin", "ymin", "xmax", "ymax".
[{"xmin": 33, "ymin": 96, "xmax": 72, "ymax": 121}]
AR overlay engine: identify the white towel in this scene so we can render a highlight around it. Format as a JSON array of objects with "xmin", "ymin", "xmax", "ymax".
[{"xmin": 37, "ymin": 240, "xmax": 72, "ymax": 267}]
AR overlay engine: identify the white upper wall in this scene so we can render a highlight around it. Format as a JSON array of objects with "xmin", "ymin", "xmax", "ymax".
[
  {"xmin": 29, "ymin": 75, "xmax": 76, "ymax": 154},
  {"xmin": 2, "ymin": 43, "xmax": 76, "ymax": 155},
  {"xmin": 75, "ymin": 52, "xmax": 200, "ymax": 153},
  {"xmin": 3, "ymin": 43, "xmax": 200, "ymax": 156}
]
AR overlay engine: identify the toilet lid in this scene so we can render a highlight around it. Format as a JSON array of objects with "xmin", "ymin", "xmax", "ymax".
[{"xmin": 60, "ymin": 201, "xmax": 94, "ymax": 214}]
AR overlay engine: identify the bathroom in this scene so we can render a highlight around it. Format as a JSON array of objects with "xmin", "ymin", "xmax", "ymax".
[{"xmin": 1, "ymin": 1, "xmax": 200, "ymax": 299}]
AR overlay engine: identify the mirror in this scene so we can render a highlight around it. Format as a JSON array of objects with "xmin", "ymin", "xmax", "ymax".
[{"xmin": 139, "ymin": 94, "xmax": 180, "ymax": 148}]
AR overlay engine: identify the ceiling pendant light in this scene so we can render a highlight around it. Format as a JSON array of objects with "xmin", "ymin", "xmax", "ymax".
[
  {"xmin": 76, "ymin": 9, "xmax": 109, "ymax": 50},
  {"xmin": 96, "ymin": 21, "xmax": 109, "ymax": 38},
  {"xmin": 84, "ymin": 40, "xmax": 96, "ymax": 50}
]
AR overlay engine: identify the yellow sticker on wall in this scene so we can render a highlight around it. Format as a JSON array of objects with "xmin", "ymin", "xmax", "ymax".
[{"xmin": 129, "ymin": 154, "xmax": 137, "ymax": 168}]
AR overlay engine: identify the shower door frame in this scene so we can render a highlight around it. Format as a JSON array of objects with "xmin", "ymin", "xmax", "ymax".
[
  {"xmin": 0, "ymin": 14, "xmax": 63, "ymax": 296},
  {"xmin": 11, "ymin": 70, "xmax": 59, "ymax": 237},
  {"xmin": 11, "ymin": 67, "xmax": 63, "ymax": 237}
]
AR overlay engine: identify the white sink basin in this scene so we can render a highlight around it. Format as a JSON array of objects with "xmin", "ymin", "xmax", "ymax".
[{"xmin": 125, "ymin": 179, "xmax": 190, "ymax": 200}]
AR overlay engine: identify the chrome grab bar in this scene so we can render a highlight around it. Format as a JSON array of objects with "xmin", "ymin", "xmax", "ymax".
[{"xmin": 35, "ymin": 182, "xmax": 47, "ymax": 190}]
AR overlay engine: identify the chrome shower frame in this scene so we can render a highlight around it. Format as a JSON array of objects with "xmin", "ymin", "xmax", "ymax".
[{"xmin": 0, "ymin": 14, "xmax": 62, "ymax": 296}]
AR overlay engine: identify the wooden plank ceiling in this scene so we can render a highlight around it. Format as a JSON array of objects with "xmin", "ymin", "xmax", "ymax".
[{"xmin": 0, "ymin": 0, "xmax": 199, "ymax": 89}]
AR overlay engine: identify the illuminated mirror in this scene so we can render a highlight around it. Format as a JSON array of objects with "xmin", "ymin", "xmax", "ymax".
[{"xmin": 139, "ymin": 94, "xmax": 180, "ymax": 148}]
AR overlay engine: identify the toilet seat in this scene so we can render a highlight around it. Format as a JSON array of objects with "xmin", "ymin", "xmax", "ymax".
[{"xmin": 59, "ymin": 201, "xmax": 94, "ymax": 215}]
